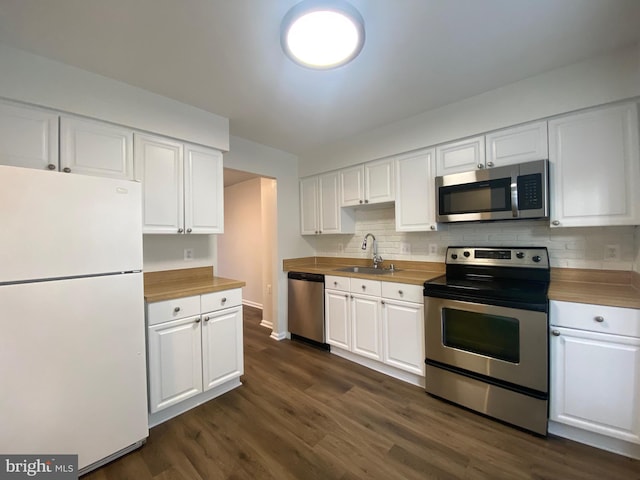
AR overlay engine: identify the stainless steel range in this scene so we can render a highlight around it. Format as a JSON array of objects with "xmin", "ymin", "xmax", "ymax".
[{"xmin": 423, "ymin": 246, "xmax": 550, "ymax": 435}]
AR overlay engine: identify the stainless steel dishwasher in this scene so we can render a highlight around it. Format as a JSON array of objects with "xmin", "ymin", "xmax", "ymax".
[{"xmin": 287, "ymin": 272, "xmax": 328, "ymax": 349}]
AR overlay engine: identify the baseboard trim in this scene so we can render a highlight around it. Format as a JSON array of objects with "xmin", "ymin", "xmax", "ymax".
[
  {"xmin": 260, "ymin": 319, "xmax": 273, "ymax": 329},
  {"xmin": 270, "ymin": 331, "xmax": 287, "ymax": 341},
  {"xmin": 242, "ymin": 299, "xmax": 263, "ymax": 309},
  {"xmin": 548, "ymin": 421, "xmax": 640, "ymax": 460}
]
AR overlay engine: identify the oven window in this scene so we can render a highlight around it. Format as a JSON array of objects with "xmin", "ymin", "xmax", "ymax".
[
  {"xmin": 439, "ymin": 177, "xmax": 511, "ymax": 215},
  {"xmin": 442, "ymin": 308, "xmax": 520, "ymax": 363}
]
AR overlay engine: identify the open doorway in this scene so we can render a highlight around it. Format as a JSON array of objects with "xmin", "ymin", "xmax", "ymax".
[{"xmin": 217, "ymin": 168, "xmax": 277, "ymax": 331}]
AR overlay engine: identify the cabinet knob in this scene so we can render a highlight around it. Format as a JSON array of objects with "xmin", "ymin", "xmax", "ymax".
[
  {"xmin": 334, "ymin": 281, "xmax": 338, "ymax": 286},
  {"xmin": 47, "ymin": 163, "xmax": 56, "ymax": 170},
  {"xmin": 398, "ymin": 290, "xmax": 403, "ymax": 296},
  {"xmin": 594, "ymin": 316, "xmax": 604, "ymax": 323},
  {"xmin": 381, "ymin": 300, "xmax": 385, "ymax": 305},
  {"xmin": 62, "ymin": 167, "xmax": 71, "ymax": 173},
  {"xmin": 430, "ymin": 225, "xmax": 436, "ymax": 230},
  {"xmin": 364, "ymin": 199, "xmax": 369, "ymax": 204},
  {"xmin": 186, "ymin": 228, "xmax": 192, "ymax": 233},
  {"xmin": 359, "ymin": 200, "xmax": 363, "ymax": 204},
  {"xmin": 178, "ymin": 228, "xmax": 184, "ymax": 233},
  {"xmin": 487, "ymin": 161, "xmax": 494, "ymax": 167},
  {"xmin": 477, "ymin": 164, "xmax": 484, "ymax": 169},
  {"xmin": 551, "ymin": 330, "xmax": 561, "ymax": 336},
  {"xmin": 221, "ymin": 297, "xmax": 227, "ymax": 303},
  {"xmin": 551, "ymin": 220, "xmax": 560, "ymax": 226},
  {"xmin": 361, "ymin": 285, "xmax": 366, "ymax": 290},
  {"xmin": 195, "ymin": 318, "xmax": 201, "ymax": 323},
  {"xmin": 174, "ymin": 307, "xmax": 181, "ymax": 313},
  {"xmin": 350, "ymin": 295, "xmax": 353, "ymax": 299},
  {"xmin": 319, "ymin": 230, "xmax": 322, "ymax": 234},
  {"xmin": 344, "ymin": 294, "xmax": 348, "ymax": 298},
  {"xmin": 204, "ymin": 316, "xmax": 210, "ymax": 322}
]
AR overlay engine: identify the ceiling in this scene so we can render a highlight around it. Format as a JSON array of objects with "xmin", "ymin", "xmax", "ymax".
[{"xmin": 0, "ymin": 0, "xmax": 639, "ymax": 156}]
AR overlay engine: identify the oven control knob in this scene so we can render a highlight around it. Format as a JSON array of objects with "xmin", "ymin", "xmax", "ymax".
[
  {"xmin": 532, "ymin": 255, "xmax": 541, "ymax": 263},
  {"xmin": 451, "ymin": 254, "xmax": 458, "ymax": 260},
  {"xmin": 516, "ymin": 251, "xmax": 525, "ymax": 259},
  {"xmin": 463, "ymin": 251, "xmax": 470, "ymax": 258}
]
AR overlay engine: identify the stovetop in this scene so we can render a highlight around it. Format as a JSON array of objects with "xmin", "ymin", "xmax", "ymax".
[{"xmin": 424, "ymin": 247, "xmax": 550, "ymax": 312}]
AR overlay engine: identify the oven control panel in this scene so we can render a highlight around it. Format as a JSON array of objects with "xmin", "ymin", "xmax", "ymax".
[{"xmin": 446, "ymin": 247, "xmax": 549, "ymax": 268}]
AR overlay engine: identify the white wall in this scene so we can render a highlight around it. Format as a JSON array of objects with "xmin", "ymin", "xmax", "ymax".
[
  {"xmin": 143, "ymin": 235, "xmax": 216, "ymax": 273},
  {"xmin": 299, "ymin": 44, "xmax": 640, "ymax": 176},
  {"xmin": 223, "ymin": 136, "xmax": 313, "ymax": 339},
  {"xmin": 635, "ymin": 227, "xmax": 640, "ymax": 273},
  {"xmin": 0, "ymin": 44, "xmax": 229, "ymax": 150},
  {"xmin": 260, "ymin": 177, "xmax": 277, "ymax": 329},
  {"xmin": 314, "ymin": 207, "xmax": 638, "ymax": 271},
  {"xmin": 217, "ymin": 178, "xmax": 264, "ymax": 308}
]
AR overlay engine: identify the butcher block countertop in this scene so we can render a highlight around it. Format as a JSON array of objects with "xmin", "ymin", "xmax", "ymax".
[
  {"xmin": 284, "ymin": 257, "xmax": 640, "ymax": 309},
  {"xmin": 144, "ymin": 266, "xmax": 245, "ymax": 303}
]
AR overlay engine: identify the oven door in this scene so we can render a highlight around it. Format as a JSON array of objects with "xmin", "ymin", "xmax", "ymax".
[{"xmin": 425, "ymin": 296, "xmax": 548, "ymax": 393}]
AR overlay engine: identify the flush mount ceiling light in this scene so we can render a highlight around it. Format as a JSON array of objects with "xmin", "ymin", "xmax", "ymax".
[{"xmin": 281, "ymin": 0, "xmax": 365, "ymax": 69}]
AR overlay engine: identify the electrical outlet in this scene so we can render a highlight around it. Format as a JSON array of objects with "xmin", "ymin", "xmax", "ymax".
[
  {"xmin": 429, "ymin": 244, "xmax": 438, "ymax": 255},
  {"xmin": 400, "ymin": 242, "xmax": 411, "ymax": 255},
  {"xmin": 266, "ymin": 284, "xmax": 272, "ymax": 295},
  {"xmin": 184, "ymin": 248, "xmax": 194, "ymax": 261},
  {"xmin": 604, "ymin": 244, "xmax": 620, "ymax": 261}
]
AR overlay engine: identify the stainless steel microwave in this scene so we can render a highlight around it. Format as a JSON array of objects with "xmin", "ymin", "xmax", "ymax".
[{"xmin": 436, "ymin": 159, "xmax": 549, "ymax": 223}]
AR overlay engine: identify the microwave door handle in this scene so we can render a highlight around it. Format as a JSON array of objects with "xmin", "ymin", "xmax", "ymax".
[{"xmin": 511, "ymin": 174, "xmax": 519, "ymax": 217}]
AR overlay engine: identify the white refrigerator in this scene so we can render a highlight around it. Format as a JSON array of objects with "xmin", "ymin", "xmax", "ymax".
[{"xmin": 0, "ymin": 165, "xmax": 148, "ymax": 474}]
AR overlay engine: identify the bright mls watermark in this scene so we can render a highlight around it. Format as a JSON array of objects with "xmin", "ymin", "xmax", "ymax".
[{"xmin": 0, "ymin": 455, "xmax": 77, "ymax": 480}]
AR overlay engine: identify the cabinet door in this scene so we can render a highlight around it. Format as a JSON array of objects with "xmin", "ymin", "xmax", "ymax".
[
  {"xmin": 60, "ymin": 116, "xmax": 133, "ymax": 179},
  {"xmin": 486, "ymin": 121, "xmax": 548, "ymax": 167},
  {"xmin": 395, "ymin": 148, "xmax": 438, "ymax": 232},
  {"xmin": 436, "ymin": 136, "xmax": 485, "ymax": 175},
  {"xmin": 184, "ymin": 144, "xmax": 224, "ymax": 234},
  {"xmin": 340, "ymin": 165, "xmax": 364, "ymax": 206},
  {"xmin": 202, "ymin": 306, "xmax": 244, "ymax": 391},
  {"xmin": 365, "ymin": 158, "xmax": 395, "ymax": 204},
  {"xmin": 382, "ymin": 298, "xmax": 425, "ymax": 375},
  {"xmin": 548, "ymin": 103, "xmax": 640, "ymax": 227},
  {"xmin": 134, "ymin": 134, "xmax": 184, "ymax": 234},
  {"xmin": 147, "ymin": 315, "xmax": 203, "ymax": 413},
  {"xmin": 550, "ymin": 327, "xmax": 640, "ymax": 444},
  {"xmin": 319, "ymin": 171, "xmax": 341, "ymax": 234},
  {"xmin": 300, "ymin": 176, "xmax": 319, "ymax": 235},
  {"xmin": 325, "ymin": 289, "xmax": 350, "ymax": 350},
  {"xmin": 351, "ymin": 293, "xmax": 382, "ymax": 361},
  {"xmin": 0, "ymin": 102, "xmax": 58, "ymax": 171}
]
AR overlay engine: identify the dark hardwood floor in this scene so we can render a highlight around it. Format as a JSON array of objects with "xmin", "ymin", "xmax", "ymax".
[{"xmin": 85, "ymin": 306, "xmax": 640, "ymax": 479}]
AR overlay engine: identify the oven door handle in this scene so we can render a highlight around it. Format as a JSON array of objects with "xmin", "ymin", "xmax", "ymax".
[{"xmin": 511, "ymin": 172, "xmax": 519, "ymax": 218}]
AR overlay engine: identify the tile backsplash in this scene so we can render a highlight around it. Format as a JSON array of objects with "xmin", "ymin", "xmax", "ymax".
[{"xmin": 313, "ymin": 206, "xmax": 638, "ymax": 270}]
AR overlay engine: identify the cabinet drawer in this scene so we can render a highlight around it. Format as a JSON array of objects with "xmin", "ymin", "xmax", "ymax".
[
  {"xmin": 381, "ymin": 282, "xmax": 423, "ymax": 303},
  {"xmin": 147, "ymin": 295, "xmax": 201, "ymax": 326},
  {"xmin": 325, "ymin": 275, "xmax": 349, "ymax": 292},
  {"xmin": 350, "ymin": 278, "xmax": 381, "ymax": 296},
  {"xmin": 550, "ymin": 300, "xmax": 640, "ymax": 338},
  {"xmin": 201, "ymin": 288, "xmax": 242, "ymax": 313}
]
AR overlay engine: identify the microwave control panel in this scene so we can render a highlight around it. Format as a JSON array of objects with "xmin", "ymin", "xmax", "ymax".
[{"xmin": 517, "ymin": 174, "xmax": 542, "ymax": 210}]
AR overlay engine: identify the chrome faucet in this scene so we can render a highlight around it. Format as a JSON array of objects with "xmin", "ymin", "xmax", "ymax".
[{"xmin": 361, "ymin": 233, "xmax": 383, "ymax": 268}]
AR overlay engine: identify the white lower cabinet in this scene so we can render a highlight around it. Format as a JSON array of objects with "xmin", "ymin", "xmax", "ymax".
[
  {"xmin": 381, "ymin": 283, "xmax": 425, "ymax": 376},
  {"xmin": 550, "ymin": 300, "xmax": 640, "ymax": 454},
  {"xmin": 146, "ymin": 289, "xmax": 243, "ymax": 423},
  {"xmin": 325, "ymin": 276, "xmax": 424, "ymax": 384}
]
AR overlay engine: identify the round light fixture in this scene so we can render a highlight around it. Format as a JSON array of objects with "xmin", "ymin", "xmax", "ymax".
[{"xmin": 281, "ymin": 0, "xmax": 365, "ymax": 69}]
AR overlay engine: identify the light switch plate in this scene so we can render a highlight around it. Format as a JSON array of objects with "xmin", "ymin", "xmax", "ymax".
[{"xmin": 400, "ymin": 242, "xmax": 411, "ymax": 255}]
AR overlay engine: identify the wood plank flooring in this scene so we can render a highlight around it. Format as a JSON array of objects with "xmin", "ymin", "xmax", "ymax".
[{"xmin": 84, "ymin": 306, "xmax": 640, "ymax": 479}]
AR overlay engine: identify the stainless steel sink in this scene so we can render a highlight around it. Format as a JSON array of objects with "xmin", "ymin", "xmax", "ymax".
[{"xmin": 334, "ymin": 266, "xmax": 397, "ymax": 275}]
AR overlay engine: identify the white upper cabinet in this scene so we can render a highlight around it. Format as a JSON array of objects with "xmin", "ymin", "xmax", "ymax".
[
  {"xmin": 135, "ymin": 134, "xmax": 185, "ymax": 234},
  {"xmin": 184, "ymin": 144, "xmax": 224, "ymax": 234},
  {"xmin": 548, "ymin": 103, "xmax": 640, "ymax": 227},
  {"xmin": 435, "ymin": 136, "xmax": 485, "ymax": 175},
  {"xmin": 486, "ymin": 121, "xmax": 548, "ymax": 166},
  {"xmin": 340, "ymin": 157, "xmax": 394, "ymax": 206},
  {"xmin": 135, "ymin": 133, "xmax": 224, "ymax": 234},
  {"xmin": 0, "ymin": 101, "xmax": 58, "ymax": 171},
  {"xmin": 395, "ymin": 148, "xmax": 439, "ymax": 232},
  {"xmin": 300, "ymin": 172, "xmax": 354, "ymax": 235},
  {"xmin": 60, "ymin": 116, "xmax": 134, "ymax": 179}
]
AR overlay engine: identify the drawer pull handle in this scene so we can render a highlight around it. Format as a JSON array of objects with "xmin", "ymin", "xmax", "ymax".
[
  {"xmin": 174, "ymin": 307, "xmax": 181, "ymax": 313},
  {"xmin": 594, "ymin": 316, "xmax": 604, "ymax": 323},
  {"xmin": 551, "ymin": 330, "xmax": 560, "ymax": 336}
]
